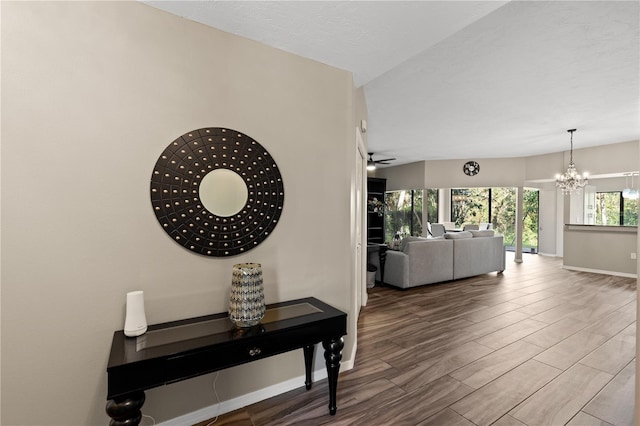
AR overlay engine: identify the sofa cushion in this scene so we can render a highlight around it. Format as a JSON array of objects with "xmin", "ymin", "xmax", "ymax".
[
  {"xmin": 400, "ymin": 236, "xmax": 427, "ymax": 252},
  {"xmin": 443, "ymin": 231, "xmax": 473, "ymax": 239},
  {"xmin": 470, "ymin": 230, "xmax": 495, "ymax": 238}
]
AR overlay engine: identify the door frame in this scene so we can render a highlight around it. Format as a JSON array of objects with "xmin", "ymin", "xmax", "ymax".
[{"xmin": 355, "ymin": 127, "xmax": 368, "ymax": 309}]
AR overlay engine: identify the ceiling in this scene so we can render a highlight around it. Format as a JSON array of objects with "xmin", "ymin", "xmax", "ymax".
[{"xmin": 143, "ymin": 1, "xmax": 640, "ymax": 167}]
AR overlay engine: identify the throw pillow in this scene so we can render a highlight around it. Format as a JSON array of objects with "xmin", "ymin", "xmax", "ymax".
[{"xmin": 443, "ymin": 231, "xmax": 473, "ymax": 239}]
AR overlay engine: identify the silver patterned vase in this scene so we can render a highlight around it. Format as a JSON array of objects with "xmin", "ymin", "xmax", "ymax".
[{"xmin": 229, "ymin": 263, "xmax": 265, "ymax": 327}]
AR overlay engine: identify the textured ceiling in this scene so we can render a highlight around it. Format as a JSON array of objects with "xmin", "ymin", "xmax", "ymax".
[{"xmin": 143, "ymin": 1, "xmax": 640, "ymax": 166}]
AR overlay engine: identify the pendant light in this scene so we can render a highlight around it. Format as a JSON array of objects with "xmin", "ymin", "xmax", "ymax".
[
  {"xmin": 555, "ymin": 129, "xmax": 588, "ymax": 194},
  {"xmin": 623, "ymin": 173, "xmax": 639, "ymax": 200}
]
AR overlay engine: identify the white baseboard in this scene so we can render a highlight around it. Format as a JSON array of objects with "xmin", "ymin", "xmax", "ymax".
[
  {"xmin": 537, "ymin": 252, "xmax": 558, "ymax": 257},
  {"xmin": 158, "ymin": 358, "xmax": 355, "ymax": 426},
  {"xmin": 562, "ymin": 265, "xmax": 637, "ymax": 279}
]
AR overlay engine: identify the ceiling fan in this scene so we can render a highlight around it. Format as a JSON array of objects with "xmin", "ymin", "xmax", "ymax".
[{"xmin": 367, "ymin": 153, "xmax": 396, "ymax": 170}]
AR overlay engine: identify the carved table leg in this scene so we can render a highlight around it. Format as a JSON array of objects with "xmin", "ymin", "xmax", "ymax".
[
  {"xmin": 378, "ymin": 245, "xmax": 388, "ymax": 285},
  {"xmin": 106, "ymin": 391, "xmax": 145, "ymax": 426},
  {"xmin": 322, "ymin": 337, "xmax": 344, "ymax": 415},
  {"xmin": 303, "ymin": 344, "xmax": 315, "ymax": 390}
]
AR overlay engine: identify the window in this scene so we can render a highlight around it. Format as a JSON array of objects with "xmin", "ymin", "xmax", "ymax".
[
  {"xmin": 384, "ymin": 189, "xmax": 424, "ymax": 241},
  {"xmin": 491, "ymin": 188, "xmax": 539, "ymax": 251},
  {"xmin": 623, "ymin": 197, "xmax": 638, "ymax": 226},
  {"xmin": 451, "ymin": 188, "xmax": 489, "ymax": 227},
  {"xmin": 490, "ymin": 188, "xmax": 515, "ymax": 244},
  {"xmin": 595, "ymin": 192, "xmax": 638, "ymax": 226},
  {"xmin": 595, "ymin": 192, "xmax": 621, "ymax": 225},
  {"xmin": 425, "ymin": 188, "xmax": 439, "ymax": 226},
  {"xmin": 451, "ymin": 187, "xmax": 539, "ymax": 252}
]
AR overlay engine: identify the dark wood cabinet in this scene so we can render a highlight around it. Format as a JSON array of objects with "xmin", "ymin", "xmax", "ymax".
[{"xmin": 367, "ymin": 177, "xmax": 386, "ymax": 244}]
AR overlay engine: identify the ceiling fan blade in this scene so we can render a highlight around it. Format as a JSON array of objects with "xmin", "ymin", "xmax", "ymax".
[{"xmin": 368, "ymin": 153, "xmax": 396, "ymax": 165}]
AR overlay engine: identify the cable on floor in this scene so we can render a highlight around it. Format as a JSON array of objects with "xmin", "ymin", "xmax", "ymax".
[
  {"xmin": 205, "ymin": 371, "xmax": 221, "ymax": 426},
  {"xmin": 142, "ymin": 414, "xmax": 156, "ymax": 425}
]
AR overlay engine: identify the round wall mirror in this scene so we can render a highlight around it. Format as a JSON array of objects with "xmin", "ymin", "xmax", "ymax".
[
  {"xmin": 199, "ymin": 169, "xmax": 248, "ymax": 217},
  {"xmin": 150, "ymin": 127, "xmax": 284, "ymax": 257}
]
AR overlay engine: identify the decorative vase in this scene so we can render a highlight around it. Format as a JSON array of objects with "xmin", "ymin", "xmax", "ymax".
[{"xmin": 229, "ymin": 263, "xmax": 265, "ymax": 327}]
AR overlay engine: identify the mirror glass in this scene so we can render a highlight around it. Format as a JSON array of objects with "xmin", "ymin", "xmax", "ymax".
[
  {"xmin": 568, "ymin": 174, "xmax": 639, "ymax": 226},
  {"xmin": 199, "ymin": 169, "xmax": 248, "ymax": 217}
]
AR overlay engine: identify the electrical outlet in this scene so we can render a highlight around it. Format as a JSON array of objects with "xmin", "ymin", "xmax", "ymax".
[{"xmin": 631, "ymin": 253, "xmax": 637, "ymax": 260}]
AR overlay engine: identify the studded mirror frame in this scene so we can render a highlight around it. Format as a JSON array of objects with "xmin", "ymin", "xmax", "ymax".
[{"xmin": 150, "ymin": 128, "xmax": 284, "ymax": 256}]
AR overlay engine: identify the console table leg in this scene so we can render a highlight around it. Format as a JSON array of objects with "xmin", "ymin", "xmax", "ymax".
[
  {"xmin": 322, "ymin": 337, "xmax": 344, "ymax": 415},
  {"xmin": 379, "ymin": 246, "xmax": 388, "ymax": 285},
  {"xmin": 303, "ymin": 344, "xmax": 315, "ymax": 390},
  {"xmin": 106, "ymin": 391, "xmax": 145, "ymax": 426}
]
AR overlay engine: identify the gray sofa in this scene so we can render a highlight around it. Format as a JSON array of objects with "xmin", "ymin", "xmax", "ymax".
[{"xmin": 381, "ymin": 230, "xmax": 505, "ymax": 289}]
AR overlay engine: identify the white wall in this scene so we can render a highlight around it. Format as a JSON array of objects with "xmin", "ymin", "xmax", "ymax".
[{"xmin": 2, "ymin": 2, "xmax": 356, "ymax": 424}]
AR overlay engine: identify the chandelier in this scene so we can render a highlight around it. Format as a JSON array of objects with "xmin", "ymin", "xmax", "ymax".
[{"xmin": 555, "ymin": 129, "xmax": 588, "ymax": 194}]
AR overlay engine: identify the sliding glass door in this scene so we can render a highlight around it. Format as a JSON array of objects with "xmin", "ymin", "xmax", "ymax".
[
  {"xmin": 451, "ymin": 187, "xmax": 539, "ymax": 253},
  {"xmin": 451, "ymin": 188, "xmax": 489, "ymax": 227}
]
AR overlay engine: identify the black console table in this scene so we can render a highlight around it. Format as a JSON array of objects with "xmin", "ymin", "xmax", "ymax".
[
  {"xmin": 367, "ymin": 243, "xmax": 388, "ymax": 284},
  {"xmin": 106, "ymin": 297, "xmax": 347, "ymax": 425}
]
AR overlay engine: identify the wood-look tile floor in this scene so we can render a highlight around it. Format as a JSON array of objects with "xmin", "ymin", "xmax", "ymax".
[{"xmin": 197, "ymin": 254, "xmax": 636, "ymax": 426}]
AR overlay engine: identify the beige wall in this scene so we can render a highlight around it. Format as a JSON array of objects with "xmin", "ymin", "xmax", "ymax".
[
  {"xmin": 558, "ymin": 142, "xmax": 639, "ymax": 269},
  {"xmin": 524, "ymin": 152, "xmax": 564, "ymax": 182},
  {"xmin": 379, "ymin": 141, "xmax": 639, "ymax": 258},
  {"xmin": 380, "ymin": 140, "xmax": 639, "ymax": 190},
  {"xmin": 563, "ymin": 226, "xmax": 638, "ymax": 276},
  {"xmin": 354, "ymin": 86, "xmax": 368, "ymax": 145},
  {"xmin": 373, "ymin": 161, "xmax": 425, "ymax": 191},
  {"xmin": 569, "ymin": 140, "xmax": 639, "ymax": 176},
  {"xmin": 2, "ymin": 2, "xmax": 356, "ymax": 424},
  {"xmin": 377, "ymin": 156, "xmax": 529, "ymax": 191},
  {"xmin": 425, "ymin": 157, "xmax": 527, "ymax": 188}
]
